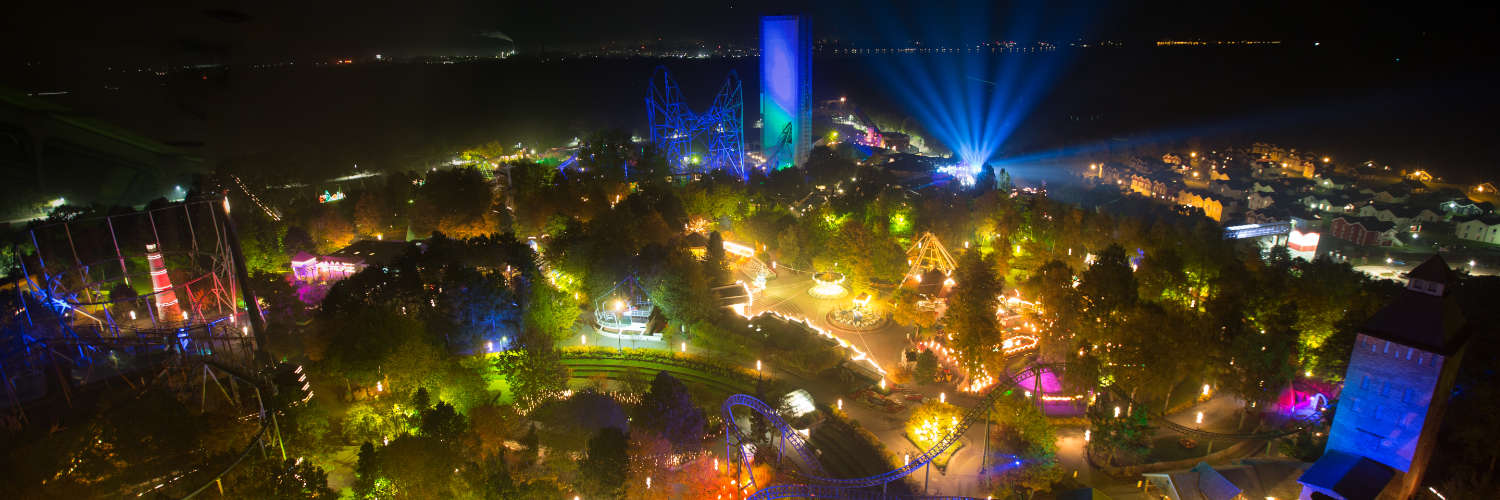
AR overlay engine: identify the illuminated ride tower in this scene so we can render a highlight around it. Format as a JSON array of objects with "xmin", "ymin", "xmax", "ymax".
[
  {"xmin": 146, "ymin": 243, "xmax": 184, "ymax": 322},
  {"xmin": 760, "ymin": 14, "xmax": 811, "ymax": 170}
]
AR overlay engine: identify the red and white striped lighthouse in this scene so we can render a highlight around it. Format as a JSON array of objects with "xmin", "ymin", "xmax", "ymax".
[{"xmin": 146, "ymin": 244, "xmax": 183, "ymax": 322}]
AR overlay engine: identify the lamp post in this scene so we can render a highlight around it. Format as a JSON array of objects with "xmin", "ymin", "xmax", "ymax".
[{"xmin": 614, "ymin": 299, "xmax": 625, "ymax": 351}]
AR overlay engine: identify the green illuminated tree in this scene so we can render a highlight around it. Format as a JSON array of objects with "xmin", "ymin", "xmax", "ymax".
[
  {"xmin": 493, "ymin": 331, "xmax": 567, "ymax": 408},
  {"xmin": 947, "ymin": 250, "xmax": 1003, "ymax": 374}
]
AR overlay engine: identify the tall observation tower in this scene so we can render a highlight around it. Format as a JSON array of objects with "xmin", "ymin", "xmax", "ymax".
[{"xmin": 760, "ymin": 15, "xmax": 811, "ymax": 170}]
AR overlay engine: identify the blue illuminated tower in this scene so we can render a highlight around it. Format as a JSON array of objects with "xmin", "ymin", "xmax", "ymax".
[
  {"xmin": 1299, "ymin": 255, "xmax": 1467, "ymax": 500},
  {"xmin": 760, "ymin": 15, "xmax": 811, "ymax": 170}
]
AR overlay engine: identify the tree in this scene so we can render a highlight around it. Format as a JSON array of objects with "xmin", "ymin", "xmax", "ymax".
[
  {"xmin": 580, "ymin": 427, "xmax": 630, "ymax": 498},
  {"xmin": 947, "ymin": 250, "xmax": 1003, "ymax": 375},
  {"xmin": 354, "ymin": 193, "xmax": 390, "ymax": 237},
  {"xmin": 477, "ymin": 450, "xmax": 515, "ymax": 499},
  {"xmin": 354, "ymin": 441, "xmax": 378, "ymax": 498},
  {"xmin": 1077, "ymin": 244, "xmax": 1137, "ymax": 343},
  {"xmin": 377, "ymin": 435, "xmax": 463, "ymax": 499},
  {"xmin": 890, "ymin": 287, "xmax": 938, "ymax": 331},
  {"xmin": 493, "ymin": 338, "xmax": 567, "ymax": 408},
  {"xmin": 990, "ymin": 394, "xmax": 1063, "ymax": 497},
  {"xmin": 633, "ymin": 372, "xmax": 705, "ymax": 452},
  {"xmin": 705, "ymin": 230, "xmax": 728, "ymax": 283},
  {"xmin": 230, "ymin": 457, "xmax": 338, "ymax": 499},
  {"xmin": 524, "ymin": 284, "xmax": 581, "ymax": 342},
  {"xmin": 973, "ymin": 164, "xmax": 996, "ymax": 193},
  {"xmin": 420, "ymin": 401, "xmax": 468, "ymax": 444},
  {"xmin": 914, "ymin": 349, "xmax": 939, "ymax": 383},
  {"xmin": 1087, "ymin": 402, "xmax": 1152, "ymax": 465},
  {"xmin": 1024, "ymin": 259, "xmax": 1081, "ymax": 361},
  {"xmin": 307, "ymin": 205, "xmax": 355, "ymax": 254},
  {"xmin": 468, "ymin": 404, "xmax": 523, "ymax": 460},
  {"xmin": 906, "ymin": 401, "xmax": 963, "ymax": 450},
  {"xmin": 519, "ymin": 423, "xmax": 540, "ymax": 465},
  {"xmin": 237, "ymin": 210, "xmax": 289, "ymax": 274}
]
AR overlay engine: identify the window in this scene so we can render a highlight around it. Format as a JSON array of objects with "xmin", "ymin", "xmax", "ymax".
[
  {"xmin": 1361, "ymin": 375, "xmax": 1372, "ymax": 390},
  {"xmin": 1381, "ymin": 383, "xmax": 1395, "ymax": 398},
  {"xmin": 1402, "ymin": 388, "xmax": 1416, "ymax": 404}
]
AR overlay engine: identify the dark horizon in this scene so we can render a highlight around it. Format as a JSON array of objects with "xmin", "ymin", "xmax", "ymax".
[{"xmin": 3, "ymin": 1, "xmax": 1496, "ymax": 67}]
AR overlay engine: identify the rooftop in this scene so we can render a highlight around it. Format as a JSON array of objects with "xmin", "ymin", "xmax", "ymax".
[
  {"xmin": 1298, "ymin": 449, "xmax": 1396, "ymax": 500},
  {"xmin": 1362, "ymin": 255, "xmax": 1467, "ymax": 354}
]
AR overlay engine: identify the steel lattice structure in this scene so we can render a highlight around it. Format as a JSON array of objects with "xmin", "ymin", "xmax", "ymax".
[
  {"xmin": 646, "ymin": 66, "xmax": 746, "ymax": 179},
  {"xmin": 2, "ymin": 197, "xmax": 264, "ymax": 413}
]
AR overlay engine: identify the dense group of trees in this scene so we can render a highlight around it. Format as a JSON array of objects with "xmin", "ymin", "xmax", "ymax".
[{"xmin": 6, "ymin": 129, "xmax": 1452, "ymax": 498}]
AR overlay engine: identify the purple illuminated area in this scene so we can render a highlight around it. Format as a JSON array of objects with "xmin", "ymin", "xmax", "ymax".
[{"xmin": 1012, "ymin": 367, "xmax": 1083, "ymax": 416}]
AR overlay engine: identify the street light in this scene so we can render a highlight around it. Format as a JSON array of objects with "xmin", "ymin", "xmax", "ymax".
[{"xmin": 1196, "ymin": 411, "xmax": 1204, "ymax": 424}]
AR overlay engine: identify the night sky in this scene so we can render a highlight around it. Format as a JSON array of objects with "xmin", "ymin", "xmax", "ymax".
[{"xmin": 4, "ymin": 1, "xmax": 1495, "ymax": 65}]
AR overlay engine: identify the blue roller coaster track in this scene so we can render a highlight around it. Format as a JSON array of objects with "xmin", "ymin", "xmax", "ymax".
[
  {"xmin": 722, "ymin": 357, "xmax": 1317, "ymax": 499},
  {"xmin": 723, "ymin": 361, "xmax": 1065, "ymax": 499}
]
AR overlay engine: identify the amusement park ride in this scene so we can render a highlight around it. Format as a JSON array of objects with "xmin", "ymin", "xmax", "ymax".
[
  {"xmin": 646, "ymin": 67, "xmax": 747, "ymax": 179},
  {"xmin": 1, "ymin": 196, "xmax": 283, "ymax": 497}
]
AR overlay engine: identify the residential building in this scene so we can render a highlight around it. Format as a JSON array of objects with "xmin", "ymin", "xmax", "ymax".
[
  {"xmin": 1210, "ymin": 178, "xmax": 1253, "ymax": 200},
  {"xmin": 1355, "ymin": 204, "xmax": 1430, "ymax": 230},
  {"xmin": 1453, "ymin": 215, "xmax": 1500, "ymax": 245},
  {"xmin": 1247, "ymin": 191, "xmax": 1275, "ymax": 211},
  {"xmin": 1439, "ymin": 198, "xmax": 1492, "ymax": 218},
  {"xmin": 1329, "ymin": 216, "xmax": 1401, "ymax": 247},
  {"xmin": 1177, "ymin": 189, "xmax": 1227, "ymax": 221}
]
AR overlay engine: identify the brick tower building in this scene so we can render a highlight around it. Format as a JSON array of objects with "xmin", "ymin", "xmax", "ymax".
[{"xmin": 1299, "ymin": 255, "xmax": 1468, "ymax": 499}]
